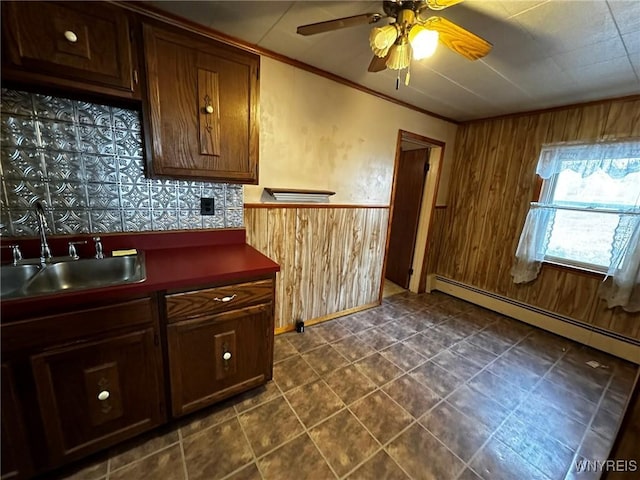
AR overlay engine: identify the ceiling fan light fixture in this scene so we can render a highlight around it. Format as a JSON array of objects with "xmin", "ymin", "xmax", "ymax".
[
  {"xmin": 408, "ymin": 24, "xmax": 439, "ymax": 60},
  {"xmin": 369, "ymin": 24, "xmax": 398, "ymax": 53},
  {"xmin": 386, "ymin": 39, "xmax": 412, "ymax": 70}
]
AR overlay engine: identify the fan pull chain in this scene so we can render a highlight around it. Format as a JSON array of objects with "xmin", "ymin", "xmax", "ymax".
[
  {"xmin": 396, "ymin": 71, "xmax": 400, "ymax": 90},
  {"xmin": 405, "ymin": 65, "xmax": 411, "ymax": 86}
]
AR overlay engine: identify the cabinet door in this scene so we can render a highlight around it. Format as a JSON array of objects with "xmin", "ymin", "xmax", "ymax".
[
  {"xmin": 143, "ymin": 23, "xmax": 259, "ymax": 183},
  {"xmin": 1, "ymin": 364, "xmax": 32, "ymax": 480},
  {"xmin": 1, "ymin": 1, "xmax": 138, "ymax": 98},
  {"xmin": 168, "ymin": 303, "xmax": 272, "ymax": 416},
  {"xmin": 31, "ymin": 328, "xmax": 164, "ymax": 465}
]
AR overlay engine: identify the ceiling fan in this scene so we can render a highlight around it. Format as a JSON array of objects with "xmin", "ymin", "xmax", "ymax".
[{"xmin": 297, "ymin": 0, "xmax": 492, "ymax": 85}]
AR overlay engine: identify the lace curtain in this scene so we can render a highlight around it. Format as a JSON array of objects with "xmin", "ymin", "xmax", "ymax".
[
  {"xmin": 511, "ymin": 140, "xmax": 640, "ymax": 312},
  {"xmin": 537, "ymin": 140, "xmax": 640, "ymax": 179}
]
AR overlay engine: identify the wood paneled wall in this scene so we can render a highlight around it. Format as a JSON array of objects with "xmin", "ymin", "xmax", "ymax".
[
  {"xmin": 432, "ymin": 96, "xmax": 640, "ymax": 340},
  {"xmin": 245, "ymin": 206, "xmax": 389, "ymax": 330}
]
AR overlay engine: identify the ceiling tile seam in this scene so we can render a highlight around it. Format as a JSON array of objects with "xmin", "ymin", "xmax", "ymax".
[
  {"xmin": 505, "ymin": 0, "xmax": 551, "ymax": 20},
  {"xmin": 256, "ymin": 2, "xmax": 296, "ymax": 46},
  {"xmin": 478, "ymin": 60, "xmax": 534, "ymax": 98},
  {"xmin": 605, "ymin": 0, "xmax": 640, "ymax": 83},
  {"xmin": 424, "ymin": 67, "xmax": 500, "ymax": 107}
]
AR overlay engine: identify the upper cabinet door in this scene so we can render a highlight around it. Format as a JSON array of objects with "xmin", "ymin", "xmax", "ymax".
[
  {"xmin": 1, "ymin": 1, "xmax": 139, "ymax": 99},
  {"xmin": 142, "ymin": 23, "xmax": 259, "ymax": 184}
]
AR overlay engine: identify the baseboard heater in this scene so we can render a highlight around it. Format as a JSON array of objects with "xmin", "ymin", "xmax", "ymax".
[{"xmin": 431, "ymin": 275, "xmax": 640, "ymax": 364}]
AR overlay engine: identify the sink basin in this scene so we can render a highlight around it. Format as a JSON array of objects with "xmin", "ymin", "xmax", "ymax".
[
  {"xmin": 1, "ymin": 255, "xmax": 146, "ymax": 299},
  {"xmin": 1, "ymin": 264, "xmax": 41, "ymax": 298}
]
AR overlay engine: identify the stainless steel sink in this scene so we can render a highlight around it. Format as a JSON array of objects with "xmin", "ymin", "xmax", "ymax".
[
  {"xmin": 1, "ymin": 254, "xmax": 145, "ymax": 299},
  {"xmin": 1, "ymin": 264, "xmax": 41, "ymax": 298}
]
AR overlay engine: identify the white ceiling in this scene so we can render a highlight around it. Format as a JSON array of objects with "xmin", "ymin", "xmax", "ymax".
[{"xmin": 150, "ymin": 0, "xmax": 640, "ymax": 121}]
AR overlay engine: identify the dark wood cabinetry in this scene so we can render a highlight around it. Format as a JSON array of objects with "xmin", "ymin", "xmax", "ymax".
[
  {"xmin": 1, "ymin": 273, "xmax": 276, "ymax": 478},
  {"xmin": 32, "ymin": 328, "xmax": 163, "ymax": 464},
  {"xmin": 142, "ymin": 23, "xmax": 259, "ymax": 183},
  {"xmin": 166, "ymin": 278, "xmax": 275, "ymax": 416},
  {"xmin": 1, "ymin": 365, "xmax": 33, "ymax": 480},
  {"xmin": 1, "ymin": 297, "xmax": 165, "ymax": 474},
  {"xmin": 1, "ymin": 1, "xmax": 261, "ymax": 183},
  {"xmin": 1, "ymin": 1, "xmax": 140, "ymax": 99}
]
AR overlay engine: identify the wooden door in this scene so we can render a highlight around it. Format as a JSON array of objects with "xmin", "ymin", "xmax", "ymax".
[
  {"xmin": 167, "ymin": 303, "xmax": 272, "ymax": 416},
  {"xmin": 386, "ymin": 148, "xmax": 429, "ymax": 288},
  {"xmin": 31, "ymin": 328, "xmax": 164, "ymax": 465}
]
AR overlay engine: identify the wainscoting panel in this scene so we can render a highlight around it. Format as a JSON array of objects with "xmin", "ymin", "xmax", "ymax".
[
  {"xmin": 245, "ymin": 206, "xmax": 389, "ymax": 330},
  {"xmin": 433, "ymin": 96, "xmax": 640, "ymax": 341}
]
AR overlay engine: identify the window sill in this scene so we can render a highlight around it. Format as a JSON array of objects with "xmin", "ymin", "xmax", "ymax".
[{"xmin": 542, "ymin": 259, "xmax": 605, "ymax": 278}]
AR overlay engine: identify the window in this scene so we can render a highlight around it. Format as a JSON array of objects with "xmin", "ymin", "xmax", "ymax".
[
  {"xmin": 511, "ymin": 140, "xmax": 640, "ymax": 287},
  {"xmin": 540, "ymin": 168, "xmax": 640, "ymax": 272}
]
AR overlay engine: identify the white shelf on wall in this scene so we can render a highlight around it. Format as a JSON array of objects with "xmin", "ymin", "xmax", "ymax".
[{"xmin": 264, "ymin": 188, "xmax": 336, "ymax": 203}]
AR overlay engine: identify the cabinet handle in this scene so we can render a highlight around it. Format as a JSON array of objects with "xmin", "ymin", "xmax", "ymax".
[
  {"xmin": 64, "ymin": 30, "xmax": 78, "ymax": 43},
  {"xmin": 97, "ymin": 390, "xmax": 110, "ymax": 401},
  {"xmin": 213, "ymin": 294, "xmax": 237, "ymax": 303},
  {"xmin": 223, "ymin": 351, "xmax": 232, "ymax": 361},
  {"xmin": 204, "ymin": 105, "xmax": 214, "ymax": 114}
]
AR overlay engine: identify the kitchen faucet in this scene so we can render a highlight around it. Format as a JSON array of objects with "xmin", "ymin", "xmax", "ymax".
[{"xmin": 35, "ymin": 200, "xmax": 52, "ymax": 264}]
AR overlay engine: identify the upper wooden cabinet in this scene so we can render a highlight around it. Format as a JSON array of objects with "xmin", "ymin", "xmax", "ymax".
[
  {"xmin": 142, "ymin": 23, "xmax": 260, "ymax": 183},
  {"xmin": 1, "ymin": 1, "xmax": 140, "ymax": 100}
]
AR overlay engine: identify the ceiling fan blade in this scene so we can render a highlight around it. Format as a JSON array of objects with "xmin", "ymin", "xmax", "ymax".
[
  {"xmin": 424, "ymin": 16, "xmax": 492, "ymax": 60},
  {"xmin": 425, "ymin": 0, "xmax": 465, "ymax": 11},
  {"xmin": 368, "ymin": 53, "xmax": 389, "ymax": 72},
  {"xmin": 297, "ymin": 13, "xmax": 383, "ymax": 36}
]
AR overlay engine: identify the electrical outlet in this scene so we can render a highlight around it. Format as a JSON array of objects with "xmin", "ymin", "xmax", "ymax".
[{"xmin": 200, "ymin": 197, "xmax": 215, "ymax": 215}]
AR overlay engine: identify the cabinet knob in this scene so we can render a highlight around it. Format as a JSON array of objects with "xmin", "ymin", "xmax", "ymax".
[
  {"xmin": 64, "ymin": 30, "xmax": 78, "ymax": 43},
  {"xmin": 97, "ymin": 390, "xmax": 110, "ymax": 401},
  {"xmin": 204, "ymin": 105, "xmax": 214, "ymax": 114},
  {"xmin": 213, "ymin": 294, "xmax": 237, "ymax": 303},
  {"xmin": 223, "ymin": 352, "xmax": 232, "ymax": 361}
]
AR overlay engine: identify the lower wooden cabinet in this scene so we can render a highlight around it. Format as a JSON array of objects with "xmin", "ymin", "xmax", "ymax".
[
  {"xmin": 0, "ymin": 275, "xmax": 276, "ymax": 477},
  {"xmin": 31, "ymin": 328, "xmax": 164, "ymax": 464},
  {"xmin": 167, "ymin": 302, "xmax": 273, "ymax": 416},
  {"xmin": 1, "ymin": 297, "xmax": 166, "ymax": 476},
  {"xmin": 1, "ymin": 364, "xmax": 33, "ymax": 480}
]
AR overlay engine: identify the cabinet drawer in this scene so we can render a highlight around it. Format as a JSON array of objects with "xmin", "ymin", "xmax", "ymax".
[
  {"xmin": 166, "ymin": 279, "xmax": 273, "ymax": 322},
  {"xmin": 2, "ymin": 298, "xmax": 155, "ymax": 354},
  {"xmin": 167, "ymin": 304, "xmax": 272, "ymax": 416}
]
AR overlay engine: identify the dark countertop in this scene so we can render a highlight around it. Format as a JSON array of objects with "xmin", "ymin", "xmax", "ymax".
[{"xmin": 1, "ymin": 230, "xmax": 280, "ymax": 321}]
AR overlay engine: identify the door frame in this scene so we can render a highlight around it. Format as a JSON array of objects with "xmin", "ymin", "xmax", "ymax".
[{"xmin": 379, "ymin": 130, "xmax": 446, "ymax": 300}]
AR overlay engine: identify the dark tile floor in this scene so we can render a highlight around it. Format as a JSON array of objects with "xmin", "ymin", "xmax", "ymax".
[{"xmin": 54, "ymin": 291, "xmax": 638, "ymax": 480}]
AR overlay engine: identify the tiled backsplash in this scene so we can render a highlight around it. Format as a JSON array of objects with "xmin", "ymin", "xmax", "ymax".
[{"xmin": 0, "ymin": 89, "xmax": 243, "ymax": 237}]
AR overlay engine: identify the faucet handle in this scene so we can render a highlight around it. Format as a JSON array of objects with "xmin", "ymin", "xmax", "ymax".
[
  {"xmin": 1, "ymin": 244, "xmax": 23, "ymax": 265},
  {"xmin": 92, "ymin": 237, "xmax": 104, "ymax": 259},
  {"xmin": 68, "ymin": 240, "xmax": 87, "ymax": 260}
]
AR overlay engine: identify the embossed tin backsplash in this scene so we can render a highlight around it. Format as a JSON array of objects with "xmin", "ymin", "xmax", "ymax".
[{"xmin": 0, "ymin": 89, "xmax": 243, "ymax": 236}]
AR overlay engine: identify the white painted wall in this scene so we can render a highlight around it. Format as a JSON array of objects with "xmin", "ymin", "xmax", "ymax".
[{"xmin": 245, "ymin": 56, "xmax": 458, "ymax": 205}]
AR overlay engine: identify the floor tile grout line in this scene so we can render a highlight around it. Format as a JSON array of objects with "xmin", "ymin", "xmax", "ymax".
[
  {"xmin": 462, "ymin": 342, "xmax": 575, "ymax": 480},
  {"xmin": 401, "ymin": 329, "xmax": 544, "ymax": 478},
  {"xmin": 276, "ymin": 378, "xmax": 342, "ymax": 479},
  {"xmin": 107, "ymin": 440, "xmax": 181, "ymax": 476},
  {"xmin": 105, "ymin": 455, "xmax": 111, "ymax": 480},
  {"xmin": 315, "ymin": 303, "xmax": 621, "ymax": 480},
  {"xmin": 233, "ymin": 396, "xmax": 261, "ymax": 465},
  {"xmin": 564, "ymin": 373, "xmax": 617, "ymax": 478},
  {"xmin": 177, "ymin": 426, "xmax": 189, "ymax": 480}
]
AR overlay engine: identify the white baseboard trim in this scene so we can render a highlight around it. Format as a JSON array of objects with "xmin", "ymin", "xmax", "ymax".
[{"xmin": 429, "ymin": 275, "xmax": 640, "ymax": 364}]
